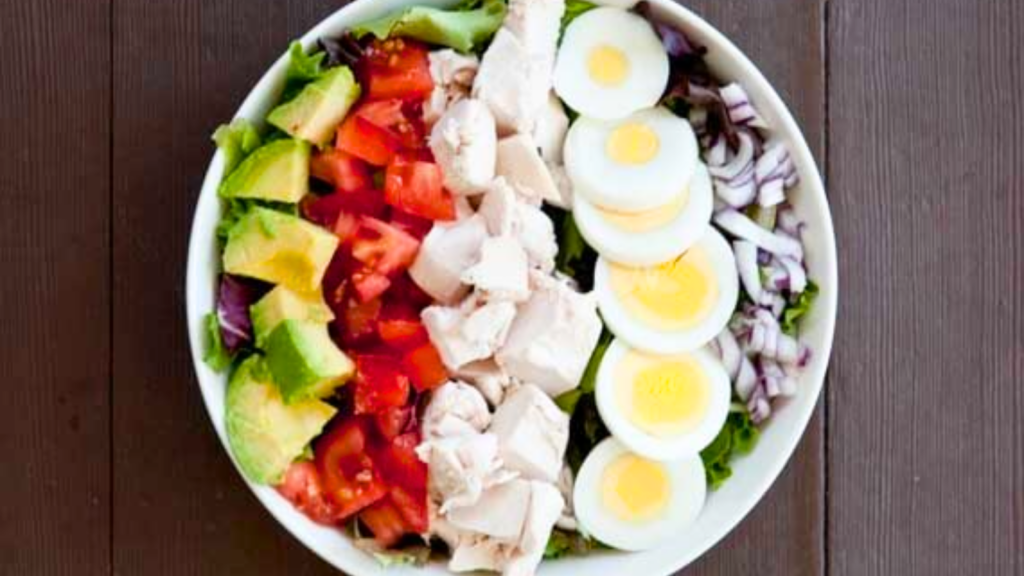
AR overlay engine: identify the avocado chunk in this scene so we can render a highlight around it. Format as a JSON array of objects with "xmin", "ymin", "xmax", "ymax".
[
  {"xmin": 268, "ymin": 66, "xmax": 361, "ymax": 146},
  {"xmin": 251, "ymin": 285, "xmax": 335, "ymax": 348},
  {"xmin": 219, "ymin": 138, "xmax": 311, "ymax": 203},
  {"xmin": 265, "ymin": 319, "xmax": 355, "ymax": 404},
  {"xmin": 226, "ymin": 356, "xmax": 337, "ymax": 484},
  {"xmin": 222, "ymin": 207, "xmax": 339, "ymax": 294}
]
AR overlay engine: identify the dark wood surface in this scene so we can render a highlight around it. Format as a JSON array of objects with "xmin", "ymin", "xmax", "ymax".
[{"xmin": 0, "ymin": 0, "xmax": 1020, "ymax": 574}]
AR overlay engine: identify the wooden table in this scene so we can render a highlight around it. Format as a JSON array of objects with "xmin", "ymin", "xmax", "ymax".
[{"xmin": 2, "ymin": 0, "xmax": 1021, "ymax": 573}]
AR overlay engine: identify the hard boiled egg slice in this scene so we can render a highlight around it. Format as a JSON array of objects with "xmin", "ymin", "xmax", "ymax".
[
  {"xmin": 595, "ymin": 339, "xmax": 731, "ymax": 460},
  {"xmin": 574, "ymin": 437, "xmax": 706, "ymax": 551},
  {"xmin": 573, "ymin": 163, "xmax": 713, "ymax": 266},
  {"xmin": 554, "ymin": 7, "xmax": 669, "ymax": 120},
  {"xmin": 595, "ymin": 228, "xmax": 739, "ymax": 354},
  {"xmin": 564, "ymin": 107, "xmax": 699, "ymax": 213}
]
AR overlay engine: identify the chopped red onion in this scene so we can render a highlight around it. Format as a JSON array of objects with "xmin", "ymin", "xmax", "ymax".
[
  {"xmin": 747, "ymin": 387, "xmax": 771, "ymax": 424},
  {"xmin": 709, "ymin": 131, "xmax": 755, "ymax": 180},
  {"xmin": 720, "ymin": 83, "xmax": 768, "ymax": 129},
  {"xmin": 776, "ymin": 205, "xmax": 805, "ymax": 238},
  {"xmin": 714, "ymin": 208, "xmax": 805, "ymax": 259},
  {"xmin": 733, "ymin": 240, "xmax": 763, "ymax": 304},
  {"xmin": 778, "ymin": 257, "xmax": 808, "ymax": 294},
  {"xmin": 715, "ymin": 329, "xmax": 742, "ymax": 380},
  {"xmin": 735, "ymin": 356, "xmax": 758, "ymax": 401}
]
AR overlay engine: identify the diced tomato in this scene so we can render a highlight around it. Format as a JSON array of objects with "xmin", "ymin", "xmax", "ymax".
[
  {"xmin": 389, "ymin": 273, "xmax": 434, "ymax": 309},
  {"xmin": 389, "ymin": 484, "xmax": 429, "ymax": 534},
  {"xmin": 350, "ymin": 217, "xmax": 421, "ymax": 278},
  {"xmin": 372, "ymin": 432, "xmax": 428, "ymax": 491},
  {"xmin": 377, "ymin": 302, "xmax": 428, "ymax": 350},
  {"xmin": 351, "ymin": 269, "xmax": 392, "ymax": 303},
  {"xmin": 310, "ymin": 148, "xmax": 372, "ymax": 192},
  {"xmin": 359, "ymin": 497, "xmax": 409, "ymax": 547},
  {"xmin": 384, "ymin": 157, "xmax": 455, "ymax": 221},
  {"xmin": 338, "ymin": 289, "xmax": 383, "ymax": 346},
  {"xmin": 354, "ymin": 355, "xmax": 411, "ymax": 415},
  {"xmin": 362, "ymin": 39, "xmax": 434, "ymax": 102},
  {"xmin": 276, "ymin": 461, "xmax": 341, "ymax": 525},
  {"xmin": 374, "ymin": 406, "xmax": 413, "ymax": 441},
  {"xmin": 336, "ymin": 100, "xmax": 425, "ymax": 166},
  {"xmin": 403, "ymin": 342, "xmax": 448, "ymax": 392},
  {"xmin": 301, "ymin": 189, "xmax": 387, "ymax": 234},
  {"xmin": 389, "ymin": 208, "xmax": 434, "ymax": 239},
  {"xmin": 314, "ymin": 419, "xmax": 388, "ymax": 519}
]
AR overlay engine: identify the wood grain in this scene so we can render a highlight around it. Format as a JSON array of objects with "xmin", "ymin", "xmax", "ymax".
[
  {"xmin": 0, "ymin": 0, "xmax": 112, "ymax": 574},
  {"xmin": 110, "ymin": 0, "xmax": 342, "ymax": 574},
  {"xmin": 827, "ymin": 0, "xmax": 1024, "ymax": 574}
]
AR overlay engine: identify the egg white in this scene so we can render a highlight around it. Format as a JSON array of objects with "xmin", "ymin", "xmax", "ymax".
[
  {"xmin": 595, "ymin": 227, "xmax": 739, "ymax": 354},
  {"xmin": 564, "ymin": 107, "xmax": 699, "ymax": 213},
  {"xmin": 573, "ymin": 163, "xmax": 714, "ymax": 267},
  {"xmin": 595, "ymin": 339, "xmax": 731, "ymax": 460},
  {"xmin": 554, "ymin": 7, "xmax": 669, "ymax": 120},
  {"xmin": 573, "ymin": 437, "xmax": 707, "ymax": 551}
]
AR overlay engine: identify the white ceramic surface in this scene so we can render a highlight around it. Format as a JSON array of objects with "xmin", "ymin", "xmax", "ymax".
[{"xmin": 185, "ymin": 1, "xmax": 838, "ymax": 574}]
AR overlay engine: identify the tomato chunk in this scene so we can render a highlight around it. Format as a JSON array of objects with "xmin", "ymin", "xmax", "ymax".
[
  {"xmin": 276, "ymin": 461, "xmax": 341, "ymax": 525},
  {"xmin": 388, "ymin": 208, "xmax": 434, "ymax": 240},
  {"xmin": 373, "ymin": 432, "xmax": 427, "ymax": 491},
  {"xmin": 374, "ymin": 406, "xmax": 413, "ymax": 441},
  {"xmin": 389, "ymin": 484, "xmax": 429, "ymax": 534},
  {"xmin": 362, "ymin": 39, "xmax": 434, "ymax": 102},
  {"xmin": 350, "ymin": 217, "xmax": 421, "ymax": 278},
  {"xmin": 359, "ymin": 497, "xmax": 409, "ymax": 547},
  {"xmin": 354, "ymin": 355, "xmax": 411, "ymax": 415},
  {"xmin": 301, "ymin": 189, "xmax": 387, "ymax": 233},
  {"xmin": 310, "ymin": 148, "xmax": 372, "ymax": 192},
  {"xmin": 351, "ymin": 269, "xmax": 392, "ymax": 303},
  {"xmin": 336, "ymin": 100, "xmax": 424, "ymax": 166},
  {"xmin": 404, "ymin": 342, "xmax": 448, "ymax": 392},
  {"xmin": 384, "ymin": 157, "xmax": 455, "ymax": 221},
  {"xmin": 314, "ymin": 419, "xmax": 388, "ymax": 519}
]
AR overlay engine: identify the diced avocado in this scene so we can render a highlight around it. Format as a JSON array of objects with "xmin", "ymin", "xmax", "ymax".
[
  {"xmin": 222, "ymin": 207, "xmax": 339, "ymax": 294},
  {"xmin": 218, "ymin": 138, "xmax": 311, "ymax": 203},
  {"xmin": 265, "ymin": 319, "xmax": 355, "ymax": 404},
  {"xmin": 251, "ymin": 285, "xmax": 335, "ymax": 348},
  {"xmin": 226, "ymin": 356, "xmax": 337, "ymax": 484},
  {"xmin": 268, "ymin": 66, "xmax": 361, "ymax": 146}
]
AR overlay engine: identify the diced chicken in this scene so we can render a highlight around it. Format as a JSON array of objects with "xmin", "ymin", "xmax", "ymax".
[
  {"xmin": 461, "ymin": 236, "xmax": 530, "ymax": 303},
  {"xmin": 478, "ymin": 178, "xmax": 519, "ymax": 236},
  {"xmin": 418, "ymin": 432, "xmax": 517, "ymax": 513},
  {"xmin": 449, "ymin": 536, "xmax": 510, "ymax": 574},
  {"xmin": 515, "ymin": 203, "xmax": 558, "ymax": 272},
  {"xmin": 423, "ymin": 299, "xmax": 517, "ymax": 370},
  {"xmin": 503, "ymin": 0, "xmax": 565, "ymax": 57},
  {"xmin": 425, "ymin": 49, "xmax": 479, "ymax": 125},
  {"xmin": 554, "ymin": 465, "xmax": 578, "ymax": 530},
  {"xmin": 532, "ymin": 92, "xmax": 569, "ymax": 164},
  {"xmin": 489, "ymin": 385, "xmax": 569, "ymax": 483},
  {"xmin": 421, "ymin": 380, "xmax": 492, "ymax": 439},
  {"xmin": 496, "ymin": 276, "xmax": 602, "ymax": 397},
  {"xmin": 496, "ymin": 133, "xmax": 563, "ymax": 205},
  {"xmin": 430, "ymin": 99, "xmax": 498, "ymax": 195},
  {"xmin": 457, "ymin": 359, "xmax": 513, "ymax": 406},
  {"xmin": 409, "ymin": 215, "xmax": 488, "ymax": 303},
  {"xmin": 448, "ymin": 479, "xmax": 532, "ymax": 540},
  {"xmin": 545, "ymin": 162, "xmax": 574, "ymax": 209},
  {"xmin": 454, "ymin": 195, "xmax": 476, "ymax": 220},
  {"xmin": 504, "ymin": 482, "xmax": 564, "ymax": 576},
  {"xmin": 473, "ymin": 29, "xmax": 551, "ymax": 136}
]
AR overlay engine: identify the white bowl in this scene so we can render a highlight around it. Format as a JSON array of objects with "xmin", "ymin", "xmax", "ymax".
[{"xmin": 185, "ymin": 1, "xmax": 838, "ymax": 574}]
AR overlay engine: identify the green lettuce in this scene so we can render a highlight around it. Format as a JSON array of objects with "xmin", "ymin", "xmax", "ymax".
[
  {"xmin": 781, "ymin": 280, "xmax": 819, "ymax": 335},
  {"xmin": 700, "ymin": 409, "xmax": 760, "ymax": 490},
  {"xmin": 561, "ymin": 0, "xmax": 596, "ymax": 36},
  {"xmin": 203, "ymin": 312, "xmax": 234, "ymax": 372},
  {"xmin": 544, "ymin": 528, "xmax": 604, "ymax": 559},
  {"xmin": 212, "ymin": 119, "xmax": 262, "ymax": 175},
  {"xmin": 352, "ymin": 0, "xmax": 507, "ymax": 53}
]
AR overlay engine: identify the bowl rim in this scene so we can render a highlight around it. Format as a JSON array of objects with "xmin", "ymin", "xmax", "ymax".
[{"xmin": 185, "ymin": 1, "xmax": 838, "ymax": 574}]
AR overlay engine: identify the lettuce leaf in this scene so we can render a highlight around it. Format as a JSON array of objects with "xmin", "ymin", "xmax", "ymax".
[
  {"xmin": 352, "ymin": 0, "xmax": 506, "ymax": 53},
  {"xmin": 561, "ymin": 0, "xmax": 596, "ymax": 36},
  {"xmin": 700, "ymin": 410, "xmax": 760, "ymax": 490},
  {"xmin": 203, "ymin": 312, "xmax": 234, "ymax": 372},
  {"xmin": 781, "ymin": 280, "xmax": 819, "ymax": 335},
  {"xmin": 548, "ymin": 207, "xmax": 598, "ymax": 290},
  {"xmin": 212, "ymin": 119, "xmax": 262, "ymax": 175},
  {"xmin": 544, "ymin": 528, "xmax": 603, "ymax": 559}
]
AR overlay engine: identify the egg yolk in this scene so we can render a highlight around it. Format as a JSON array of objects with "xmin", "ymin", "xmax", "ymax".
[
  {"xmin": 597, "ymin": 187, "xmax": 690, "ymax": 232},
  {"xmin": 608, "ymin": 248, "xmax": 718, "ymax": 331},
  {"xmin": 616, "ymin": 351, "xmax": 710, "ymax": 436},
  {"xmin": 602, "ymin": 453, "xmax": 671, "ymax": 522},
  {"xmin": 606, "ymin": 122, "xmax": 660, "ymax": 166},
  {"xmin": 587, "ymin": 45, "xmax": 630, "ymax": 87}
]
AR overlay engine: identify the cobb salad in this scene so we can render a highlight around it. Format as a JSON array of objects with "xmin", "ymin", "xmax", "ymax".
[{"xmin": 202, "ymin": 0, "xmax": 818, "ymax": 572}]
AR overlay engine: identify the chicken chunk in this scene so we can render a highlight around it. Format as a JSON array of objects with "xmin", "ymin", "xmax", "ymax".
[
  {"xmin": 457, "ymin": 359, "xmax": 514, "ymax": 406},
  {"xmin": 421, "ymin": 380, "xmax": 492, "ymax": 439},
  {"xmin": 418, "ymin": 432, "xmax": 517, "ymax": 513},
  {"xmin": 515, "ymin": 203, "xmax": 558, "ymax": 272},
  {"xmin": 532, "ymin": 92, "xmax": 569, "ymax": 164},
  {"xmin": 409, "ymin": 215, "xmax": 488, "ymax": 304},
  {"xmin": 461, "ymin": 236, "xmax": 530, "ymax": 303},
  {"xmin": 496, "ymin": 277, "xmax": 602, "ymax": 397},
  {"xmin": 496, "ymin": 133, "xmax": 562, "ymax": 205},
  {"xmin": 489, "ymin": 385, "xmax": 569, "ymax": 483},
  {"xmin": 478, "ymin": 178, "xmax": 519, "ymax": 236},
  {"xmin": 425, "ymin": 49, "xmax": 479, "ymax": 125},
  {"xmin": 503, "ymin": 0, "xmax": 565, "ymax": 56},
  {"xmin": 430, "ymin": 99, "xmax": 497, "ymax": 195},
  {"xmin": 504, "ymin": 482, "xmax": 564, "ymax": 576},
  {"xmin": 448, "ymin": 478, "xmax": 532, "ymax": 540},
  {"xmin": 423, "ymin": 299, "xmax": 517, "ymax": 370},
  {"xmin": 546, "ymin": 162, "xmax": 574, "ymax": 209}
]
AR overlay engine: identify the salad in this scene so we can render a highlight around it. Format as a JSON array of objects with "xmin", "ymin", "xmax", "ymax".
[{"xmin": 202, "ymin": 0, "xmax": 818, "ymax": 573}]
